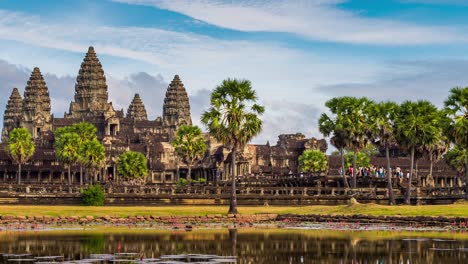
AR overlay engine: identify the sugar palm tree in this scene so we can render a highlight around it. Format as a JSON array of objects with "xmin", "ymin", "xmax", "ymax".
[
  {"xmin": 444, "ymin": 87, "xmax": 468, "ymax": 200},
  {"xmin": 73, "ymin": 122, "xmax": 98, "ymax": 185},
  {"xmin": 172, "ymin": 125, "xmax": 207, "ymax": 183},
  {"xmin": 394, "ymin": 100, "xmax": 441, "ymax": 204},
  {"xmin": 319, "ymin": 114, "xmax": 350, "ymax": 188},
  {"xmin": 342, "ymin": 97, "xmax": 374, "ymax": 188},
  {"xmin": 7, "ymin": 128, "xmax": 35, "ymax": 184},
  {"xmin": 78, "ymin": 138, "xmax": 106, "ymax": 184},
  {"xmin": 201, "ymin": 78, "xmax": 264, "ymax": 214},
  {"xmin": 54, "ymin": 130, "xmax": 80, "ymax": 185},
  {"xmin": 367, "ymin": 101, "xmax": 398, "ymax": 205},
  {"xmin": 117, "ymin": 151, "xmax": 148, "ymax": 180}
]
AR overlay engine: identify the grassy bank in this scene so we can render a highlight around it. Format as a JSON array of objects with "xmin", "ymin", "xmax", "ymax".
[{"xmin": 0, "ymin": 202, "xmax": 467, "ymax": 218}]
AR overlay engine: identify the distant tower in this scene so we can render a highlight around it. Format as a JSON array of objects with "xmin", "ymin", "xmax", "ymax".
[
  {"xmin": 127, "ymin": 93, "xmax": 148, "ymax": 121},
  {"xmin": 162, "ymin": 75, "xmax": 192, "ymax": 136},
  {"xmin": 21, "ymin": 67, "xmax": 52, "ymax": 138},
  {"xmin": 67, "ymin": 46, "xmax": 113, "ymax": 118},
  {"xmin": 2, "ymin": 88, "xmax": 23, "ymax": 142}
]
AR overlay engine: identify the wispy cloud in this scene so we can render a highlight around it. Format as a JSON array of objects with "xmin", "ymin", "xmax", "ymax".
[{"xmin": 112, "ymin": 0, "xmax": 468, "ymax": 45}]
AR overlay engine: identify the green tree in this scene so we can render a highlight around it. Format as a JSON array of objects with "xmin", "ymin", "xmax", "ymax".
[
  {"xmin": 78, "ymin": 139, "xmax": 105, "ymax": 184},
  {"xmin": 54, "ymin": 129, "xmax": 80, "ymax": 185},
  {"xmin": 319, "ymin": 97, "xmax": 373, "ymax": 188},
  {"xmin": 394, "ymin": 100, "xmax": 441, "ymax": 204},
  {"xmin": 72, "ymin": 122, "xmax": 97, "ymax": 185},
  {"xmin": 298, "ymin": 149, "xmax": 327, "ymax": 175},
  {"xmin": 344, "ymin": 152, "xmax": 370, "ymax": 169},
  {"xmin": 318, "ymin": 110, "xmax": 351, "ymax": 186},
  {"xmin": 7, "ymin": 128, "xmax": 35, "ymax": 184},
  {"xmin": 444, "ymin": 87, "xmax": 468, "ymax": 200},
  {"xmin": 367, "ymin": 101, "xmax": 398, "ymax": 205},
  {"xmin": 445, "ymin": 146, "xmax": 466, "ymax": 175},
  {"xmin": 171, "ymin": 125, "xmax": 207, "ymax": 182},
  {"xmin": 201, "ymin": 78, "xmax": 264, "ymax": 214},
  {"xmin": 117, "ymin": 151, "xmax": 148, "ymax": 180}
]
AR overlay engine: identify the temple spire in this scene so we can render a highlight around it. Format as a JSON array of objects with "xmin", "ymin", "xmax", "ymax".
[
  {"xmin": 21, "ymin": 67, "xmax": 52, "ymax": 137},
  {"xmin": 67, "ymin": 46, "xmax": 111, "ymax": 118},
  {"xmin": 127, "ymin": 93, "xmax": 148, "ymax": 121},
  {"xmin": 2, "ymin": 88, "xmax": 23, "ymax": 142},
  {"xmin": 163, "ymin": 74, "xmax": 192, "ymax": 135}
]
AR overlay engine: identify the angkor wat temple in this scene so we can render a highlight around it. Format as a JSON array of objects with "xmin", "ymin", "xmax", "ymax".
[{"xmin": 0, "ymin": 47, "xmax": 327, "ymax": 184}]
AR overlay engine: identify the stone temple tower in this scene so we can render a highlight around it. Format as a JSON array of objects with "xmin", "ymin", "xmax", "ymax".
[
  {"xmin": 67, "ymin": 46, "xmax": 114, "ymax": 118},
  {"xmin": 162, "ymin": 75, "xmax": 192, "ymax": 136},
  {"xmin": 2, "ymin": 88, "xmax": 23, "ymax": 142},
  {"xmin": 126, "ymin": 93, "xmax": 148, "ymax": 121},
  {"xmin": 21, "ymin": 67, "xmax": 52, "ymax": 138}
]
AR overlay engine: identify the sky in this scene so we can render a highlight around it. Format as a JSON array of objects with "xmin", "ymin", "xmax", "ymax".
[{"xmin": 1, "ymin": 0, "xmax": 468, "ymax": 145}]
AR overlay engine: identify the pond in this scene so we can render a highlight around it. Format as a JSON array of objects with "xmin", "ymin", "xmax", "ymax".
[{"xmin": 0, "ymin": 228, "xmax": 467, "ymax": 263}]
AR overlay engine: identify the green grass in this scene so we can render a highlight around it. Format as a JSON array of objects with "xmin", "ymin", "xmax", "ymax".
[{"xmin": 0, "ymin": 202, "xmax": 467, "ymax": 218}]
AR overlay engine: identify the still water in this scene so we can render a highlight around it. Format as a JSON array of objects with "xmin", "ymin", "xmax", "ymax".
[{"xmin": 0, "ymin": 228, "xmax": 467, "ymax": 263}]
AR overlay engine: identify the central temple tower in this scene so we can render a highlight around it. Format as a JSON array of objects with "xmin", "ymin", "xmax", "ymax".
[{"xmin": 67, "ymin": 46, "xmax": 114, "ymax": 118}]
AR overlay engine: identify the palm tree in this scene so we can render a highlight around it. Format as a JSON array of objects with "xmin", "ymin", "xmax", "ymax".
[
  {"xmin": 117, "ymin": 151, "xmax": 148, "ymax": 180},
  {"xmin": 394, "ymin": 100, "xmax": 441, "ymax": 204},
  {"xmin": 320, "ymin": 97, "xmax": 373, "ymax": 188},
  {"xmin": 7, "ymin": 128, "xmax": 35, "ymax": 184},
  {"xmin": 171, "ymin": 125, "xmax": 207, "ymax": 183},
  {"xmin": 368, "ymin": 101, "xmax": 398, "ymax": 205},
  {"xmin": 342, "ymin": 97, "xmax": 374, "ymax": 188},
  {"xmin": 78, "ymin": 139, "xmax": 106, "ymax": 184},
  {"xmin": 73, "ymin": 122, "xmax": 98, "ymax": 185},
  {"xmin": 444, "ymin": 87, "xmax": 468, "ymax": 200},
  {"xmin": 54, "ymin": 129, "xmax": 80, "ymax": 185},
  {"xmin": 319, "ymin": 114, "xmax": 350, "ymax": 188},
  {"xmin": 201, "ymin": 78, "xmax": 264, "ymax": 214}
]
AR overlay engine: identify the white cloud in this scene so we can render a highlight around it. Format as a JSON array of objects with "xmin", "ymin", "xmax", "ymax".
[{"xmin": 113, "ymin": 0, "xmax": 468, "ymax": 45}]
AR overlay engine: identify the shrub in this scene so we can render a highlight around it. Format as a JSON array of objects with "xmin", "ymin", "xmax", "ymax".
[
  {"xmin": 192, "ymin": 178, "xmax": 206, "ymax": 184},
  {"xmin": 81, "ymin": 185, "xmax": 105, "ymax": 206},
  {"xmin": 176, "ymin": 178, "xmax": 188, "ymax": 186}
]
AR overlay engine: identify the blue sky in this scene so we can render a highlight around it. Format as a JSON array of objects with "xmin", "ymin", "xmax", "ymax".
[{"xmin": 1, "ymin": 0, "xmax": 468, "ymax": 144}]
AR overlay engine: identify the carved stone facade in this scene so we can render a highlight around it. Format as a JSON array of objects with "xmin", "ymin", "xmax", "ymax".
[
  {"xmin": 0, "ymin": 47, "xmax": 326, "ymax": 184},
  {"xmin": 127, "ymin": 94, "xmax": 148, "ymax": 121},
  {"xmin": 21, "ymin": 67, "xmax": 52, "ymax": 138},
  {"xmin": 1, "ymin": 88, "xmax": 23, "ymax": 142}
]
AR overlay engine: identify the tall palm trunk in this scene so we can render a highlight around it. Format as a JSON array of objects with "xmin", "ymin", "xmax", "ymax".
[
  {"xmin": 18, "ymin": 163, "xmax": 21, "ymax": 184},
  {"xmin": 187, "ymin": 165, "xmax": 192, "ymax": 183},
  {"xmin": 340, "ymin": 147, "xmax": 349, "ymax": 188},
  {"xmin": 385, "ymin": 146, "xmax": 395, "ymax": 205},
  {"xmin": 80, "ymin": 166, "xmax": 83, "ymax": 185},
  {"xmin": 406, "ymin": 147, "xmax": 415, "ymax": 205},
  {"xmin": 68, "ymin": 166, "xmax": 72, "ymax": 185},
  {"xmin": 352, "ymin": 149, "xmax": 357, "ymax": 188},
  {"xmin": 465, "ymin": 145, "xmax": 468, "ymax": 200},
  {"xmin": 429, "ymin": 150, "xmax": 433, "ymax": 177},
  {"xmin": 228, "ymin": 147, "xmax": 238, "ymax": 214}
]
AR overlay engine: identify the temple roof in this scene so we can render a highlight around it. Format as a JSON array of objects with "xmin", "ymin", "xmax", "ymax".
[
  {"xmin": 162, "ymin": 74, "xmax": 192, "ymax": 127},
  {"xmin": 68, "ymin": 46, "xmax": 110, "ymax": 117},
  {"xmin": 22, "ymin": 67, "xmax": 51, "ymax": 121},
  {"xmin": 126, "ymin": 93, "xmax": 148, "ymax": 121}
]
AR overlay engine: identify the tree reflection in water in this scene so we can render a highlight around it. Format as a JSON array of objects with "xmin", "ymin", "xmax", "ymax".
[{"xmin": 0, "ymin": 229, "xmax": 466, "ymax": 263}]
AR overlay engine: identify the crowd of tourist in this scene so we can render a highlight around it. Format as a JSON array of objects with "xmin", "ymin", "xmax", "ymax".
[{"xmin": 339, "ymin": 166, "xmax": 410, "ymax": 179}]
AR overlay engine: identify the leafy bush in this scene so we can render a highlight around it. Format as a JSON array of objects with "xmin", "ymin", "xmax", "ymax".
[
  {"xmin": 345, "ymin": 152, "xmax": 370, "ymax": 169},
  {"xmin": 176, "ymin": 178, "xmax": 188, "ymax": 186},
  {"xmin": 117, "ymin": 151, "xmax": 148, "ymax": 179},
  {"xmin": 81, "ymin": 185, "xmax": 105, "ymax": 206},
  {"xmin": 299, "ymin": 149, "xmax": 328, "ymax": 173},
  {"xmin": 193, "ymin": 178, "xmax": 206, "ymax": 183}
]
